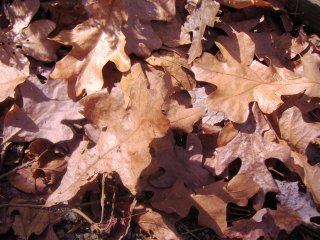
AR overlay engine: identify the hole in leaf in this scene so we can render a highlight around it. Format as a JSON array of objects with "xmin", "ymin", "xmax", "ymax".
[
  {"xmin": 227, "ymin": 158, "xmax": 241, "ymax": 181},
  {"xmin": 306, "ymin": 143, "xmax": 320, "ymax": 165},
  {"xmin": 265, "ymin": 158, "xmax": 290, "ymax": 181},
  {"xmin": 310, "ymin": 216, "xmax": 320, "ymax": 225},
  {"xmin": 263, "ymin": 192, "xmax": 278, "ymax": 210},
  {"xmin": 227, "ymin": 202, "xmax": 256, "ymax": 225},
  {"xmin": 173, "ymin": 129, "xmax": 188, "ymax": 148}
]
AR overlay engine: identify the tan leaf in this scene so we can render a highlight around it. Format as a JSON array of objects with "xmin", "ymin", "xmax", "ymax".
[
  {"xmin": 149, "ymin": 132, "xmax": 209, "ymax": 189},
  {"xmin": 3, "ymin": 77, "xmax": 83, "ymax": 143},
  {"xmin": 145, "ymin": 48, "xmax": 196, "ymax": 90},
  {"xmin": 151, "ymin": 178, "xmax": 258, "ymax": 236},
  {"xmin": 192, "ymin": 31, "xmax": 320, "ymax": 123},
  {"xmin": 205, "ymin": 104, "xmax": 291, "ymax": 194},
  {"xmin": 167, "ymin": 107, "xmax": 205, "ymax": 132},
  {"xmin": 123, "ymin": 0, "xmax": 176, "ymax": 57},
  {"xmin": 50, "ymin": 0, "xmax": 131, "ymax": 97},
  {"xmin": 183, "ymin": 0, "xmax": 220, "ymax": 63},
  {"xmin": 46, "ymin": 63, "xmax": 170, "ymax": 206},
  {"xmin": 279, "ymin": 106, "xmax": 320, "ymax": 155},
  {"xmin": 135, "ymin": 208, "xmax": 180, "ymax": 240},
  {"xmin": 225, "ymin": 205, "xmax": 302, "ymax": 240},
  {"xmin": 217, "ymin": 122, "xmax": 238, "ymax": 147}
]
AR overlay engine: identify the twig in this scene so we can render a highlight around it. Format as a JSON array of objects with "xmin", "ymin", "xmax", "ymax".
[
  {"xmin": 0, "ymin": 159, "xmax": 37, "ymax": 180},
  {"xmin": 0, "ymin": 200, "xmax": 101, "ymax": 209},
  {"xmin": 179, "ymin": 223, "xmax": 201, "ymax": 240},
  {"xmin": 71, "ymin": 208, "xmax": 95, "ymax": 225},
  {"xmin": 100, "ymin": 173, "xmax": 106, "ymax": 224},
  {"xmin": 0, "ymin": 203, "xmax": 44, "ymax": 208}
]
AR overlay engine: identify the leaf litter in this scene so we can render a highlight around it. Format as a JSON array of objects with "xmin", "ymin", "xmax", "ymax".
[{"xmin": 1, "ymin": 0, "xmax": 320, "ymax": 239}]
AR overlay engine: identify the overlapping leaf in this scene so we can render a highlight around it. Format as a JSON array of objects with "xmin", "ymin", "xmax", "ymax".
[
  {"xmin": 46, "ymin": 62, "xmax": 170, "ymax": 206},
  {"xmin": 192, "ymin": 31, "xmax": 320, "ymax": 123},
  {"xmin": 205, "ymin": 104, "xmax": 291, "ymax": 194},
  {"xmin": 0, "ymin": 0, "xmax": 58, "ymax": 102}
]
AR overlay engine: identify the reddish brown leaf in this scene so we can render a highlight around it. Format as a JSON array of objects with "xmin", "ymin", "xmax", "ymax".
[
  {"xmin": 151, "ymin": 177, "xmax": 258, "ymax": 236},
  {"xmin": 9, "ymin": 206, "xmax": 49, "ymax": 239},
  {"xmin": 205, "ymin": 104, "xmax": 291, "ymax": 194},
  {"xmin": 149, "ymin": 132, "xmax": 209, "ymax": 189},
  {"xmin": 123, "ymin": 0, "xmax": 176, "ymax": 57},
  {"xmin": 225, "ymin": 205, "xmax": 302, "ymax": 240}
]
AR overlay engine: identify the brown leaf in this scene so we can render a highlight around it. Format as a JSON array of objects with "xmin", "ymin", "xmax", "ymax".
[
  {"xmin": 123, "ymin": 0, "xmax": 176, "ymax": 57},
  {"xmin": 42, "ymin": 0, "xmax": 87, "ymax": 34},
  {"xmin": 149, "ymin": 132, "xmax": 209, "ymax": 189},
  {"xmin": 225, "ymin": 205, "xmax": 302, "ymax": 240},
  {"xmin": 152, "ymin": 0, "xmax": 191, "ymax": 48},
  {"xmin": 205, "ymin": 104, "xmax": 291, "ymax": 194},
  {"xmin": 0, "ymin": 0, "xmax": 57, "ymax": 102},
  {"xmin": 20, "ymin": 20, "xmax": 60, "ymax": 62},
  {"xmin": 50, "ymin": 0, "xmax": 131, "ymax": 97},
  {"xmin": 192, "ymin": 31, "xmax": 320, "ymax": 123},
  {"xmin": 46, "ymin": 63, "xmax": 170, "ymax": 206},
  {"xmin": 146, "ymin": 48, "xmax": 196, "ymax": 90},
  {"xmin": 279, "ymin": 106, "xmax": 320, "ymax": 155},
  {"xmin": 167, "ymin": 107, "xmax": 205, "ymax": 132},
  {"xmin": 135, "ymin": 208, "xmax": 180, "ymax": 240},
  {"xmin": 10, "ymin": 206, "xmax": 49, "ymax": 239},
  {"xmin": 183, "ymin": 0, "xmax": 220, "ymax": 63},
  {"xmin": 287, "ymin": 152, "xmax": 320, "ymax": 204},
  {"xmin": 4, "ymin": 77, "xmax": 83, "ymax": 143},
  {"xmin": 151, "ymin": 177, "xmax": 258, "ymax": 236}
]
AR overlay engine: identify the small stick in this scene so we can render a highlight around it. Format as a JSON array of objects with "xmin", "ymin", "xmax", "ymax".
[
  {"xmin": 100, "ymin": 173, "xmax": 106, "ymax": 224},
  {"xmin": 0, "ymin": 159, "xmax": 37, "ymax": 180}
]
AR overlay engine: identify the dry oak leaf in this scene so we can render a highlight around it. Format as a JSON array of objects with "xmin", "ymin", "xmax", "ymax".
[
  {"xmin": 134, "ymin": 208, "xmax": 180, "ymax": 240},
  {"xmin": 279, "ymin": 106, "xmax": 320, "ymax": 156},
  {"xmin": 225, "ymin": 205, "xmax": 302, "ymax": 240},
  {"xmin": 183, "ymin": 0, "xmax": 220, "ymax": 63},
  {"xmin": 145, "ymin": 48, "xmax": 196, "ymax": 90},
  {"xmin": 286, "ymin": 151, "xmax": 320, "ymax": 204},
  {"xmin": 162, "ymin": 91, "xmax": 205, "ymax": 133},
  {"xmin": 46, "ymin": 64, "xmax": 170, "ymax": 206},
  {"xmin": 3, "ymin": 77, "xmax": 83, "ymax": 143},
  {"xmin": 50, "ymin": 0, "xmax": 131, "ymax": 97},
  {"xmin": 0, "ymin": 0, "xmax": 58, "ymax": 102},
  {"xmin": 192, "ymin": 31, "xmax": 320, "ymax": 123},
  {"xmin": 123, "ymin": 0, "xmax": 176, "ymax": 58},
  {"xmin": 149, "ymin": 132, "xmax": 209, "ymax": 189},
  {"xmin": 276, "ymin": 180, "xmax": 320, "ymax": 226},
  {"xmin": 205, "ymin": 104, "xmax": 291, "ymax": 194},
  {"xmin": 9, "ymin": 205, "xmax": 49, "ymax": 240},
  {"xmin": 151, "ymin": 0, "xmax": 191, "ymax": 48},
  {"xmin": 151, "ymin": 176, "xmax": 258, "ymax": 236}
]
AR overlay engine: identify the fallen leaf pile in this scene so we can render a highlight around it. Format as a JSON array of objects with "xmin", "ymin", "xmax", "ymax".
[{"xmin": 1, "ymin": 0, "xmax": 320, "ymax": 239}]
